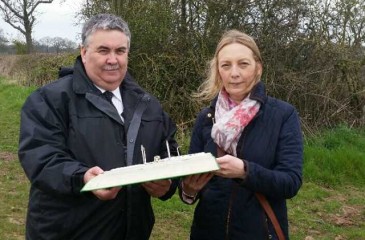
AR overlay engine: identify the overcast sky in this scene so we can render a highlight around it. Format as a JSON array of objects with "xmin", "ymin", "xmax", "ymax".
[{"xmin": 0, "ymin": 0, "xmax": 83, "ymax": 43}]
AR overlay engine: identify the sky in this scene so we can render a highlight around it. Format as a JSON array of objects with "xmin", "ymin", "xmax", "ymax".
[{"xmin": 0, "ymin": 0, "xmax": 84, "ymax": 43}]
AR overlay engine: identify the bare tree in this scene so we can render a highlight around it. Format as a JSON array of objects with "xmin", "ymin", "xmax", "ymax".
[
  {"xmin": 0, "ymin": 28, "xmax": 8, "ymax": 53},
  {"xmin": 38, "ymin": 36, "xmax": 52, "ymax": 52},
  {"xmin": 0, "ymin": 28, "xmax": 7, "ymax": 44},
  {"xmin": 35, "ymin": 36, "xmax": 77, "ymax": 53},
  {"xmin": 0, "ymin": 0, "xmax": 53, "ymax": 53},
  {"xmin": 51, "ymin": 36, "xmax": 76, "ymax": 53}
]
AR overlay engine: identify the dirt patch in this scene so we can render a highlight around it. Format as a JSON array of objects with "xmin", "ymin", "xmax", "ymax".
[
  {"xmin": 321, "ymin": 189, "xmax": 365, "ymax": 227},
  {"xmin": 330, "ymin": 205, "xmax": 362, "ymax": 226},
  {"xmin": 0, "ymin": 152, "xmax": 17, "ymax": 161}
]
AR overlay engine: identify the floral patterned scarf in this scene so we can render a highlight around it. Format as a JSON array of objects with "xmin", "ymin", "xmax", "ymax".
[{"xmin": 211, "ymin": 89, "xmax": 260, "ymax": 156}]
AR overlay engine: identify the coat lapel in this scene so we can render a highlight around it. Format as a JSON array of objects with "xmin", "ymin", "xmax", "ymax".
[
  {"xmin": 122, "ymin": 84, "xmax": 143, "ymax": 131},
  {"xmin": 85, "ymin": 93, "xmax": 124, "ymax": 125},
  {"xmin": 71, "ymin": 56, "xmax": 146, "ymax": 127}
]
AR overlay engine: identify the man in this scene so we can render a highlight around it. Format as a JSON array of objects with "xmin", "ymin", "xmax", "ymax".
[{"xmin": 18, "ymin": 13, "xmax": 178, "ymax": 239}]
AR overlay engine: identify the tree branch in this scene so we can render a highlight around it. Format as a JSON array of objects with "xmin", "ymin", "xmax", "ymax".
[{"xmin": 29, "ymin": 0, "xmax": 54, "ymax": 15}]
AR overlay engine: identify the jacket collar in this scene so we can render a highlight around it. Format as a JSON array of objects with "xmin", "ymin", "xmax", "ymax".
[
  {"xmin": 72, "ymin": 56, "xmax": 101, "ymax": 95},
  {"xmin": 71, "ymin": 56, "xmax": 145, "ymax": 95},
  {"xmin": 71, "ymin": 56, "xmax": 147, "ymax": 127},
  {"xmin": 249, "ymin": 81, "xmax": 267, "ymax": 104}
]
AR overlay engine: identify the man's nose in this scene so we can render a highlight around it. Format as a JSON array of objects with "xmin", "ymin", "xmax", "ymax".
[{"xmin": 106, "ymin": 52, "xmax": 118, "ymax": 63}]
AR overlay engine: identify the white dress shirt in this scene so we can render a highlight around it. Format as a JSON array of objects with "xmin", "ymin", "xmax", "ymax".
[{"xmin": 95, "ymin": 85, "xmax": 124, "ymax": 121}]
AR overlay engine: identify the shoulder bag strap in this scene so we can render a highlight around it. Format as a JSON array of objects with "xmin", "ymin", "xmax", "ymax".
[
  {"xmin": 255, "ymin": 193, "xmax": 286, "ymax": 240},
  {"xmin": 126, "ymin": 93, "xmax": 149, "ymax": 166}
]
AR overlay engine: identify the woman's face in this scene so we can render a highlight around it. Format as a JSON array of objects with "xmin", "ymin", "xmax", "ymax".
[{"xmin": 217, "ymin": 43, "xmax": 262, "ymax": 103}]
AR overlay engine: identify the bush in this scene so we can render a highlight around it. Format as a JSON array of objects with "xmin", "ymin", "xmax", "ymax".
[{"xmin": 0, "ymin": 53, "xmax": 77, "ymax": 86}]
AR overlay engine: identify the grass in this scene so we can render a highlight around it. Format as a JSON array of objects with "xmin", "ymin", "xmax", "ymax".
[
  {"xmin": 0, "ymin": 78, "xmax": 36, "ymax": 152},
  {"xmin": 304, "ymin": 126, "xmax": 365, "ymax": 187},
  {"xmin": 0, "ymin": 77, "xmax": 364, "ymax": 240},
  {"xmin": 0, "ymin": 158, "xmax": 28, "ymax": 240}
]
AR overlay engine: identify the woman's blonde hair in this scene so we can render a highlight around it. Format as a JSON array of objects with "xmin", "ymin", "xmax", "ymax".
[{"xmin": 195, "ymin": 30, "xmax": 263, "ymax": 101}]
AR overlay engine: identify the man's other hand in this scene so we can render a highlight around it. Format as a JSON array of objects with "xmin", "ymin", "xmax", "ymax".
[{"xmin": 84, "ymin": 166, "xmax": 121, "ymax": 200}]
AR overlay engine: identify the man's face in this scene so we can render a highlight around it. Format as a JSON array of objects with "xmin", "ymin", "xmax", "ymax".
[{"xmin": 81, "ymin": 29, "xmax": 129, "ymax": 90}]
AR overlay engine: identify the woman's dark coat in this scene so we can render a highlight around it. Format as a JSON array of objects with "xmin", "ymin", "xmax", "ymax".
[
  {"xmin": 187, "ymin": 82, "xmax": 303, "ymax": 240},
  {"xmin": 18, "ymin": 56, "xmax": 178, "ymax": 240}
]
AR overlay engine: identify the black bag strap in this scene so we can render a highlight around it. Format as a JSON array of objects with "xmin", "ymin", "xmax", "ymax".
[{"xmin": 126, "ymin": 94, "xmax": 149, "ymax": 166}]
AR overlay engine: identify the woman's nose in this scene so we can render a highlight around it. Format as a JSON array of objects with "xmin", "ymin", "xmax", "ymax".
[{"xmin": 231, "ymin": 65, "xmax": 240, "ymax": 77}]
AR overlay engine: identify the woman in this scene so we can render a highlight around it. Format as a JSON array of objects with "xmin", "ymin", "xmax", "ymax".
[{"xmin": 179, "ymin": 30, "xmax": 303, "ymax": 239}]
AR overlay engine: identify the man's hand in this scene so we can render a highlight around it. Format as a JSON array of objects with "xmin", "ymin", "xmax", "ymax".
[
  {"xmin": 84, "ymin": 166, "xmax": 121, "ymax": 200},
  {"xmin": 142, "ymin": 179, "xmax": 172, "ymax": 198}
]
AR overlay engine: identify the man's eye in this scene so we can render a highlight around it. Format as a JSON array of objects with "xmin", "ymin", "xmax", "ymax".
[{"xmin": 98, "ymin": 49, "xmax": 108, "ymax": 54}]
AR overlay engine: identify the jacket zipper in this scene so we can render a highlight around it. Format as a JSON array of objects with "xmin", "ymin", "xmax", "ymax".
[
  {"xmin": 224, "ymin": 124, "xmax": 250, "ymax": 239},
  {"xmin": 215, "ymin": 99, "xmax": 261, "ymax": 239},
  {"xmin": 225, "ymin": 200, "xmax": 232, "ymax": 239},
  {"xmin": 225, "ymin": 183, "xmax": 238, "ymax": 240}
]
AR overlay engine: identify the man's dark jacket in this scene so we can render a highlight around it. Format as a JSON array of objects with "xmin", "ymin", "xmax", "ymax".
[
  {"xmin": 18, "ymin": 56, "xmax": 178, "ymax": 240},
  {"xmin": 186, "ymin": 82, "xmax": 303, "ymax": 240}
]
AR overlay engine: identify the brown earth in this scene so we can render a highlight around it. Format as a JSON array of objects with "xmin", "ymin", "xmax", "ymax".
[{"xmin": 0, "ymin": 151, "xmax": 17, "ymax": 161}]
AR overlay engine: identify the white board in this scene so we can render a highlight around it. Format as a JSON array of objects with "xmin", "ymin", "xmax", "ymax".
[{"xmin": 81, "ymin": 152, "xmax": 218, "ymax": 192}]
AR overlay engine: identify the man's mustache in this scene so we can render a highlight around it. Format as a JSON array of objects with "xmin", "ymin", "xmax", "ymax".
[{"xmin": 103, "ymin": 65, "xmax": 120, "ymax": 70}]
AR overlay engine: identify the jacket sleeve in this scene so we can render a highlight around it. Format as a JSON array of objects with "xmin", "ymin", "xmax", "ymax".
[
  {"xmin": 178, "ymin": 110, "xmax": 207, "ymax": 204},
  {"xmin": 18, "ymin": 89, "xmax": 89, "ymax": 196},
  {"xmin": 244, "ymin": 107, "xmax": 303, "ymax": 199},
  {"xmin": 158, "ymin": 111, "xmax": 179, "ymax": 201},
  {"xmin": 188, "ymin": 110, "xmax": 206, "ymax": 154}
]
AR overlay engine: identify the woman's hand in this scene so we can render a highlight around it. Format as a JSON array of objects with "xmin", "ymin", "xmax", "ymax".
[
  {"xmin": 142, "ymin": 179, "xmax": 172, "ymax": 198},
  {"xmin": 84, "ymin": 166, "xmax": 121, "ymax": 200},
  {"xmin": 182, "ymin": 173, "xmax": 214, "ymax": 196},
  {"xmin": 215, "ymin": 155, "xmax": 246, "ymax": 179}
]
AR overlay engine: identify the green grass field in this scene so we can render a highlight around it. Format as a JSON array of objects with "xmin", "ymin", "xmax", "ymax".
[{"xmin": 0, "ymin": 77, "xmax": 364, "ymax": 240}]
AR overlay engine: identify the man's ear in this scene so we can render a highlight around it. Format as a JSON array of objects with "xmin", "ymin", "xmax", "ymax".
[{"xmin": 80, "ymin": 45, "xmax": 87, "ymax": 64}]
